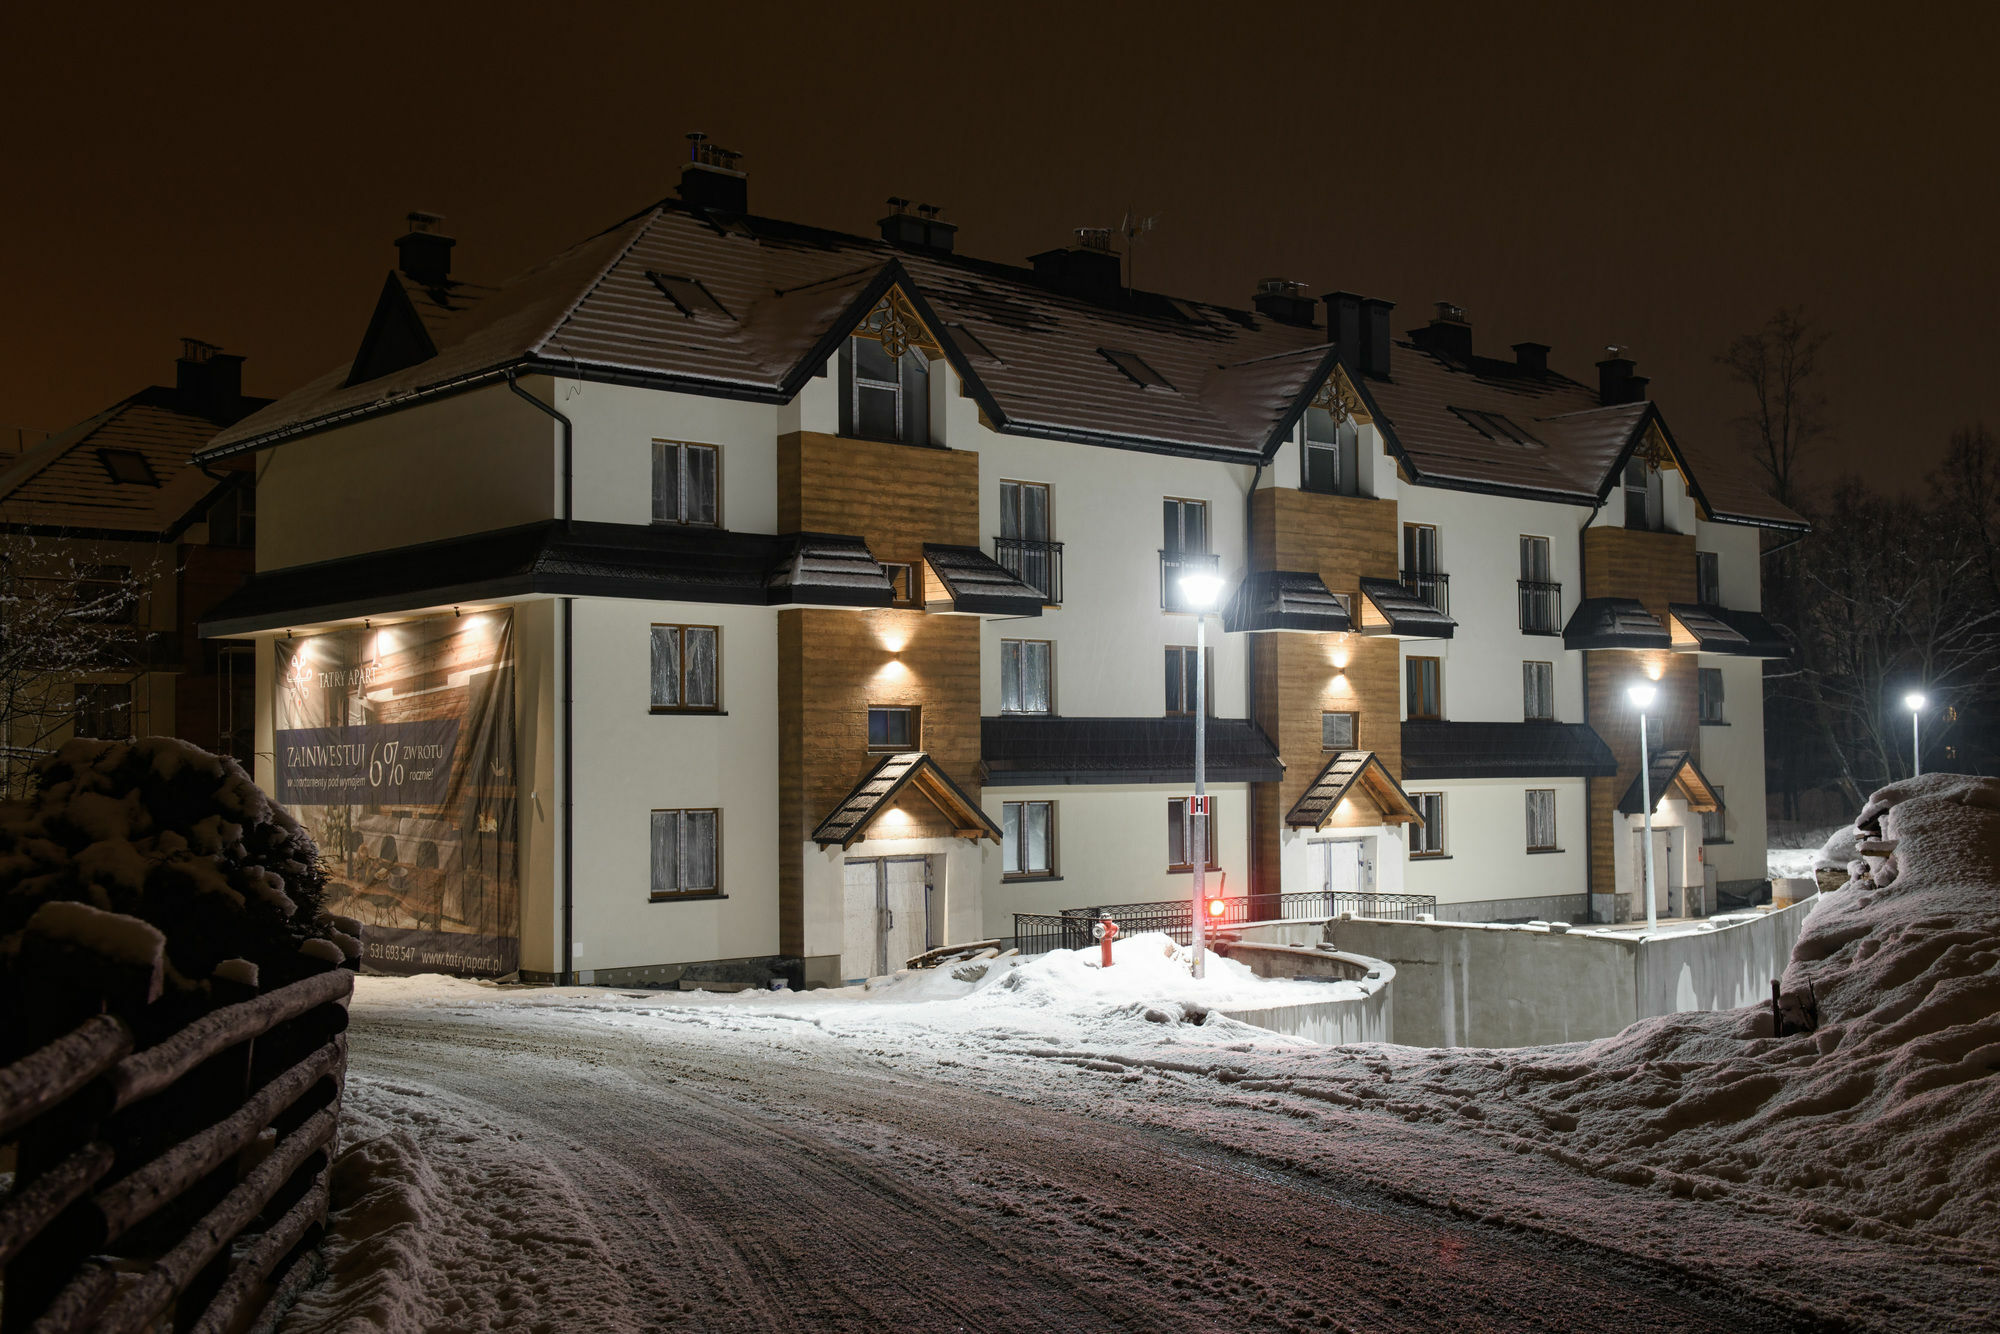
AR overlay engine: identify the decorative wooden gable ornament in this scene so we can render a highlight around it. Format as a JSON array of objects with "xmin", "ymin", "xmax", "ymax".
[{"xmin": 849, "ymin": 286, "xmax": 942, "ymax": 360}]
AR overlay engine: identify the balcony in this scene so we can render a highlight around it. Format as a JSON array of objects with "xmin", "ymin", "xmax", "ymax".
[
  {"xmin": 994, "ymin": 536, "xmax": 1063, "ymax": 606},
  {"xmin": 1518, "ymin": 580, "xmax": 1563, "ymax": 635},
  {"xmin": 1160, "ymin": 550, "xmax": 1221, "ymax": 612},
  {"xmin": 1399, "ymin": 569, "xmax": 1449, "ymax": 616}
]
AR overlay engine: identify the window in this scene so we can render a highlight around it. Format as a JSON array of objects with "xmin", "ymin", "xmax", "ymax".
[
  {"xmin": 1322, "ymin": 711, "xmax": 1358, "ymax": 750},
  {"xmin": 98, "ymin": 448, "xmax": 159, "ymax": 487},
  {"xmin": 1702, "ymin": 785, "xmax": 1728, "ymax": 844},
  {"xmin": 1406, "ymin": 656, "xmax": 1442, "ymax": 720},
  {"xmin": 76, "ymin": 565, "xmax": 137, "ymax": 624},
  {"xmin": 652, "ymin": 441, "xmax": 719, "ymax": 525},
  {"xmin": 1526, "ymin": 789, "xmax": 1558, "ymax": 852},
  {"xmin": 73, "ymin": 683, "xmax": 133, "ymax": 740},
  {"xmin": 1164, "ymin": 646, "xmax": 1214, "ymax": 716},
  {"xmin": 1000, "ymin": 481, "xmax": 1051, "ymax": 542},
  {"xmin": 1696, "ymin": 551, "xmax": 1721, "ymax": 605},
  {"xmin": 1100, "ymin": 347, "xmax": 1174, "ymax": 391},
  {"xmin": 1167, "ymin": 797, "xmax": 1222, "ymax": 871},
  {"xmin": 1409, "ymin": 793, "xmax": 1445, "ymax": 856},
  {"xmin": 206, "ymin": 481, "xmax": 256, "ymax": 547},
  {"xmin": 1002, "ymin": 801, "xmax": 1055, "ymax": 877},
  {"xmin": 1302, "ymin": 408, "xmax": 1359, "ymax": 496},
  {"xmin": 883, "ymin": 563, "xmax": 920, "ymax": 607},
  {"xmin": 997, "ymin": 480, "xmax": 1061, "ymax": 604},
  {"xmin": 650, "ymin": 809, "xmax": 720, "ymax": 898},
  {"xmin": 1001, "ymin": 640, "xmax": 1053, "ymax": 715},
  {"xmin": 650, "ymin": 625, "xmax": 720, "ymax": 712},
  {"xmin": 648, "ymin": 271, "xmax": 731, "ymax": 320},
  {"xmin": 868, "ymin": 706, "xmax": 919, "ymax": 750},
  {"xmin": 1518, "ymin": 535, "xmax": 1559, "ymax": 633},
  {"xmin": 1160, "ymin": 498, "xmax": 1212, "ymax": 610},
  {"xmin": 1451, "ymin": 408, "xmax": 1543, "ymax": 447},
  {"xmin": 839, "ymin": 335, "xmax": 930, "ymax": 444},
  {"xmin": 1699, "ymin": 667, "xmax": 1725, "ymax": 724},
  {"xmin": 1523, "ymin": 661, "xmax": 1555, "ymax": 722},
  {"xmin": 1624, "ymin": 457, "xmax": 1664, "ymax": 531},
  {"xmin": 1403, "ymin": 523, "xmax": 1440, "ymax": 575}
]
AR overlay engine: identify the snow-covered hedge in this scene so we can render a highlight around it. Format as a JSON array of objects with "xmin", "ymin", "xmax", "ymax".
[{"xmin": 0, "ymin": 738, "xmax": 340, "ymax": 1007}]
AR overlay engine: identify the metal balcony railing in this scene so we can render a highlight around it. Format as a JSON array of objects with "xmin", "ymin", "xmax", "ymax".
[
  {"xmin": 1160, "ymin": 550, "xmax": 1221, "ymax": 612},
  {"xmin": 995, "ymin": 536, "xmax": 1064, "ymax": 605},
  {"xmin": 1399, "ymin": 569, "xmax": 1450, "ymax": 615},
  {"xmin": 1518, "ymin": 579, "xmax": 1562, "ymax": 634},
  {"xmin": 1012, "ymin": 891, "xmax": 1439, "ymax": 955}
]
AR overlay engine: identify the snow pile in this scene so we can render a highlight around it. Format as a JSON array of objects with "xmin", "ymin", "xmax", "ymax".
[
  {"xmin": 1329, "ymin": 773, "xmax": 2000, "ymax": 1246},
  {"xmin": 0, "ymin": 738, "xmax": 336, "ymax": 1009}
]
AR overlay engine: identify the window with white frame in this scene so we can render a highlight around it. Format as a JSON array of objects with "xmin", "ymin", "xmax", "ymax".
[
  {"xmin": 1409, "ymin": 793, "xmax": 1445, "ymax": 856},
  {"xmin": 1167, "ymin": 796, "xmax": 1222, "ymax": 871},
  {"xmin": 839, "ymin": 335, "xmax": 930, "ymax": 444},
  {"xmin": 867, "ymin": 706, "xmax": 919, "ymax": 750},
  {"xmin": 1302, "ymin": 406, "xmax": 1359, "ymax": 496},
  {"xmin": 1001, "ymin": 640, "xmax": 1053, "ymax": 714},
  {"xmin": 1699, "ymin": 667, "xmax": 1726, "ymax": 724},
  {"xmin": 1526, "ymin": 789, "xmax": 1558, "ymax": 851},
  {"xmin": 1161, "ymin": 498, "xmax": 1212, "ymax": 611},
  {"xmin": 1322, "ymin": 710, "xmax": 1358, "ymax": 750},
  {"xmin": 652, "ymin": 441, "xmax": 719, "ymax": 525},
  {"xmin": 650, "ymin": 625, "xmax": 719, "ymax": 711},
  {"xmin": 1523, "ymin": 661, "xmax": 1555, "ymax": 722},
  {"xmin": 650, "ymin": 808, "xmax": 720, "ymax": 898},
  {"xmin": 1002, "ymin": 800, "xmax": 1055, "ymax": 877}
]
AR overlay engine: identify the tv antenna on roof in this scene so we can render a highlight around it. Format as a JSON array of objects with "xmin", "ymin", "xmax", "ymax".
[{"xmin": 1118, "ymin": 208, "xmax": 1158, "ymax": 291}]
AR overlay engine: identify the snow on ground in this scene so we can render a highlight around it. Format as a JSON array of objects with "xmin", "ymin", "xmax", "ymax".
[{"xmin": 291, "ymin": 782, "xmax": 2000, "ymax": 1331}]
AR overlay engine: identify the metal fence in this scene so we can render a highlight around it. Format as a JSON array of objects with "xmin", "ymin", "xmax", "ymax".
[
  {"xmin": 1013, "ymin": 890, "xmax": 1437, "ymax": 955},
  {"xmin": 994, "ymin": 536, "xmax": 1063, "ymax": 606}
]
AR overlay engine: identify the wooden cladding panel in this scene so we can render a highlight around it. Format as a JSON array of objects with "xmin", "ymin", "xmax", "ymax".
[
  {"xmin": 1581, "ymin": 525, "xmax": 1701, "ymax": 896},
  {"xmin": 779, "ymin": 432, "xmax": 979, "ymax": 563},
  {"xmin": 1248, "ymin": 487, "xmax": 1403, "ymax": 895},
  {"xmin": 1584, "ymin": 649, "xmax": 1700, "ymax": 896}
]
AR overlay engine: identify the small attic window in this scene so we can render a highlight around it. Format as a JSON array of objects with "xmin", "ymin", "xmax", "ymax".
[
  {"xmin": 1450, "ymin": 407, "xmax": 1542, "ymax": 447},
  {"xmin": 1099, "ymin": 347, "xmax": 1174, "ymax": 391},
  {"xmin": 98, "ymin": 448, "xmax": 159, "ymax": 487},
  {"xmin": 945, "ymin": 323, "xmax": 1002, "ymax": 365},
  {"xmin": 648, "ymin": 272, "xmax": 732, "ymax": 320}
]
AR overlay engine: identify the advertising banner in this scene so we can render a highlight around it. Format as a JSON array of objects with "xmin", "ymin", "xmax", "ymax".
[{"xmin": 274, "ymin": 611, "xmax": 518, "ymax": 976}]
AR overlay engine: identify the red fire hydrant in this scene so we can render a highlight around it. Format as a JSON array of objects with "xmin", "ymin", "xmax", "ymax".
[{"xmin": 1093, "ymin": 915, "xmax": 1120, "ymax": 967}]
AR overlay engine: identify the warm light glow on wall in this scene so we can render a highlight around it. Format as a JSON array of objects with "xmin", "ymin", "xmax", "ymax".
[
  {"xmin": 877, "ymin": 627, "xmax": 911, "ymax": 654},
  {"xmin": 875, "ymin": 659, "xmax": 910, "ymax": 681},
  {"xmin": 1331, "ymin": 647, "xmax": 1350, "ymax": 671},
  {"xmin": 881, "ymin": 807, "xmax": 911, "ymax": 829},
  {"xmin": 1337, "ymin": 797, "xmax": 1355, "ymax": 815}
]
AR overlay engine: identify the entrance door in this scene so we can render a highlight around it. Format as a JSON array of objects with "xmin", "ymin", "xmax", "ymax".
[
  {"xmin": 840, "ymin": 856, "xmax": 933, "ymax": 981},
  {"xmin": 1313, "ymin": 838, "xmax": 1373, "ymax": 902},
  {"xmin": 1629, "ymin": 827, "xmax": 1678, "ymax": 918}
]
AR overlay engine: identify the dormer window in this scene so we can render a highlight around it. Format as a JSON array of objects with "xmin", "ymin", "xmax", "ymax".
[
  {"xmin": 1302, "ymin": 407, "xmax": 1359, "ymax": 495},
  {"xmin": 839, "ymin": 335, "xmax": 930, "ymax": 445},
  {"xmin": 1624, "ymin": 456, "xmax": 1665, "ymax": 531}
]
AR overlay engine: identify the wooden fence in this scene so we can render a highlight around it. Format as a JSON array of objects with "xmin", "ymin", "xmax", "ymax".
[{"xmin": 0, "ymin": 913, "xmax": 355, "ymax": 1334}]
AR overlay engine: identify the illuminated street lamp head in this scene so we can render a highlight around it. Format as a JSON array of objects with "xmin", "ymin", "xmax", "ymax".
[
  {"xmin": 1178, "ymin": 569, "xmax": 1226, "ymax": 611},
  {"xmin": 1627, "ymin": 682, "xmax": 1657, "ymax": 709},
  {"xmin": 1905, "ymin": 691, "xmax": 1927, "ymax": 712}
]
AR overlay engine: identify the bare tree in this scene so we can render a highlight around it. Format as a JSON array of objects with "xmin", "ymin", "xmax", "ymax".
[
  {"xmin": 1931, "ymin": 423, "xmax": 2000, "ymax": 604},
  {"xmin": 0, "ymin": 535, "xmax": 154, "ymax": 796},
  {"xmin": 1716, "ymin": 307, "xmax": 1830, "ymax": 508}
]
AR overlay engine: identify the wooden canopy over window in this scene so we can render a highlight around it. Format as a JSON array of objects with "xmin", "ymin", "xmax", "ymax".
[
  {"xmin": 1617, "ymin": 749, "xmax": 1722, "ymax": 815},
  {"xmin": 811, "ymin": 751, "xmax": 1002, "ymax": 848},
  {"xmin": 1285, "ymin": 750, "xmax": 1423, "ymax": 829},
  {"xmin": 1355, "ymin": 577, "xmax": 1455, "ymax": 639}
]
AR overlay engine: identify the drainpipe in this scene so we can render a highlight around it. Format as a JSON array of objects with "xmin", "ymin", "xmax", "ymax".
[
  {"xmin": 1244, "ymin": 454, "xmax": 1266, "ymax": 905},
  {"xmin": 1579, "ymin": 495, "xmax": 1606, "ymax": 922},
  {"xmin": 506, "ymin": 371, "xmax": 576, "ymax": 984}
]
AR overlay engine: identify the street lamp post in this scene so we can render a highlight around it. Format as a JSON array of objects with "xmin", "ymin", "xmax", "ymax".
[
  {"xmin": 1628, "ymin": 682, "xmax": 1658, "ymax": 933},
  {"xmin": 1178, "ymin": 565, "xmax": 1226, "ymax": 979},
  {"xmin": 1905, "ymin": 691, "xmax": 1926, "ymax": 777}
]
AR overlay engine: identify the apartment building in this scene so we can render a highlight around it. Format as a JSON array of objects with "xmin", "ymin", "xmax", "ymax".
[
  {"xmin": 0, "ymin": 343, "xmax": 266, "ymax": 790},
  {"xmin": 196, "ymin": 156, "xmax": 1802, "ymax": 984}
]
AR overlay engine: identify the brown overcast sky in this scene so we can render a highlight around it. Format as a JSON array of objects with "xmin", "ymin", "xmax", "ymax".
[{"xmin": 3, "ymin": 2, "xmax": 1993, "ymax": 494}]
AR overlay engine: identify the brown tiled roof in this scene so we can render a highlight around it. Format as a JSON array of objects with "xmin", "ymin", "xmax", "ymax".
[
  {"xmin": 1284, "ymin": 751, "xmax": 1422, "ymax": 828},
  {"xmin": 0, "ymin": 387, "xmax": 267, "ymax": 536},
  {"xmin": 198, "ymin": 197, "xmax": 1804, "ymax": 531}
]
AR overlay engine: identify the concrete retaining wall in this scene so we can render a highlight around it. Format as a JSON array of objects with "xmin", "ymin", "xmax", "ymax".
[
  {"xmin": 1212, "ymin": 941, "xmax": 1395, "ymax": 1045},
  {"xmin": 1325, "ymin": 898, "xmax": 1817, "ymax": 1049}
]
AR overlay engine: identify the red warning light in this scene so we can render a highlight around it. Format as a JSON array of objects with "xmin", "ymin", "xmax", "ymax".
[{"xmin": 1206, "ymin": 897, "xmax": 1227, "ymax": 918}]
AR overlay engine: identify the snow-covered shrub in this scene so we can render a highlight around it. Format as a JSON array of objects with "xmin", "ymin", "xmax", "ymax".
[{"xmin": 0, "ymin": 738, "xmax": 334, "ymax": 1005}]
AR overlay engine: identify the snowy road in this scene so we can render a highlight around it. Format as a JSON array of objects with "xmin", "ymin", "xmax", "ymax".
[{"xmin": 277, "ymin": 986, "xmax": 1972, "ymax": 1334}]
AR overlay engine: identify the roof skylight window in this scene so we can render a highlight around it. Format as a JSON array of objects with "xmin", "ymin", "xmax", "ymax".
[
  {"xmin": 648, "ymin": 272, "xmax": 732, "ymax": 320},
  {"xmin": 1099, "ymin": 347, "xmax": 1174, "ymax": 391},
  {"xmin": 98, "ymin": 448, "xmax": 159, "ymax": 486},
  {"xmin": 1450, "ymin": 407, "xmax": 1543, "ymax": 447}
]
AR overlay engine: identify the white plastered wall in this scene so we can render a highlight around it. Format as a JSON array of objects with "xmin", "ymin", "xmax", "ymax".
[
  {"xmin": 564, "ymin": 596, "xmax": 780, "ymax": 973},
  {"xmin": 975, "ymin": 782, "xmax": 1252, "ymax": 939},
  {"xmin": 557, "ymin": 379, "xmax": 784, "ymax": 533},
  {"xmin": 1398, "ymin": 778, "xmax": 1589, "ymax": 905},
  {"xmin": 1276, "ymin": 823, "xmax": 1406, "ymax": 896}
]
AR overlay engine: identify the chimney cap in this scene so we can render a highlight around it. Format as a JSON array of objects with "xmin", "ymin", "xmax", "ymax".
[
  {"xmin": 1433, "ymin": 300, "xmax": 1469, "ymax": 325},
  {"xmin": 179, "ymin": 337, "xmax": 221, "ymax": 364},
  {"xmin": 1073, "ymin": 227, "xmax": 1115, "ymax": 253},
  {"xmin": 1258, "ymin": 278, "xmax": 1309, "ymax": 297},
  {"xmin": 403, "ymin": 210, "xmax": 446, "ymax": 235}
]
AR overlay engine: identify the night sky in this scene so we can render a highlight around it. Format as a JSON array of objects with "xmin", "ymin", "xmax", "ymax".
[{"xmin": 5, "ymin": 3, "xmax": 1992, "ymax": 493}]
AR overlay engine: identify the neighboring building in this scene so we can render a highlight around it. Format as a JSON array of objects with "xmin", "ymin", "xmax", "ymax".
[
  {"xmin": 194, "ymin": 156, "xmax": 1802, "ymax": 985},
  {"xmin": 0, "ymin": 343, "xmax": 267, "ymax": 784}
]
